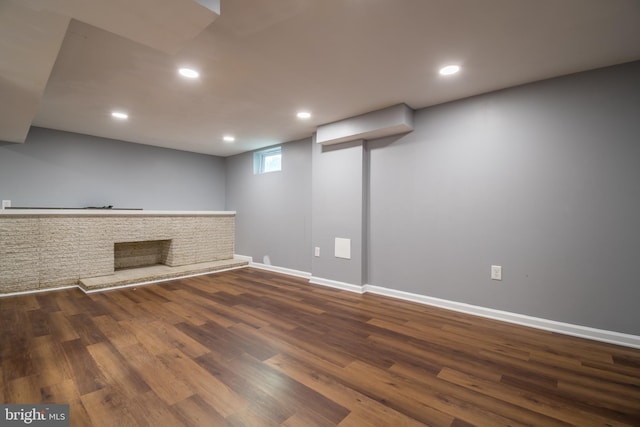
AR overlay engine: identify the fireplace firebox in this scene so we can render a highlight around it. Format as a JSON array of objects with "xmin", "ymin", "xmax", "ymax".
[{"xmin": 114, "ymin": 240, "xmax": 171, "ymax": 270}]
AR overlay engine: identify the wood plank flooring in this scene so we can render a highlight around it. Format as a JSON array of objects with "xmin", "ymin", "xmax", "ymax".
[{"xmin": 1, "ymin": 268, "xmax": 639, "ymax": 426}]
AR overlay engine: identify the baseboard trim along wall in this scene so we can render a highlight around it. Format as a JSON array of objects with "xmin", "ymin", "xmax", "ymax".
[
  {"xmin": 0, "ymin": 285, "xmax": 79, "ymax": 298},
  {"xmin": 234, "ymin": 255, "xmax": 312, "ymax": 279},
  {"xmin": 362, "ymin": 284, "xmax": 640, "ymax": 350},
  {"xmin": 309, "ymin": 276, "xmax": 365, "ymax": 293},
  {"xmin": 234, "ymin": 256, "xmax": 640, "ymax": 349},
  {"xmin": 252, "ymin": 263, "xmax": 312, "ymax": 279}
]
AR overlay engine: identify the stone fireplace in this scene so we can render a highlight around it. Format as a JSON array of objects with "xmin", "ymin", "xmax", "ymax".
[{"xmin": 0, "ymin": 210, "xmax": 245, "ymax": 293}]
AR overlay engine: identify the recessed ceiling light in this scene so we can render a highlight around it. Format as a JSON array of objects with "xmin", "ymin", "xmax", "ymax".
[
  {"xmin": 111, "ymin": 111, "xmax": 128, "ymax": 120},
  {"xmin": 223, "ymin": 135, "xmax": 235, "ymax": 142},
  {"xmin": 297, "ymin": 111, "xmax": 311, "ymax": 119},
  {"xmin": 439, "ymin": 65, "xmax": 461, "ymax": 76},
  {"xmin": 178, "ymin": 67, "xmax": 199, "ymax": 79}
]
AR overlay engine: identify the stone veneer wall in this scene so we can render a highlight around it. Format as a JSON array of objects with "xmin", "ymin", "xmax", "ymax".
[{"xmin": 0, "ymin": 214, "xmax": 235, "ymax": 293}]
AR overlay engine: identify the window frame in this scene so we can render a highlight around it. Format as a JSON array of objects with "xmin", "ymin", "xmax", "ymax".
[{"xmin": 253, "ymin": 146, "xmax": 282, "ymax": 175}]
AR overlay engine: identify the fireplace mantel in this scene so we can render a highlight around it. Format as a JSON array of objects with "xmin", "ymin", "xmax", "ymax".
[{"xmin": 0, "ymin": 209, "xmax": 235, "ymax": 216}]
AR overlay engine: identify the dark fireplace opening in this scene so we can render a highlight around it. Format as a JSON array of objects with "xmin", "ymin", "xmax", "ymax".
[{"xmin": 114, "ymin": 240, "xmax": 171, "ymax": 271}]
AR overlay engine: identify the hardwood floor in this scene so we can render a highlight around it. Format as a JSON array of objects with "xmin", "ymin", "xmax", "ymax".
[{"xmin": 1, "ymin": 268, "xmax": 639, "ymax": 426}]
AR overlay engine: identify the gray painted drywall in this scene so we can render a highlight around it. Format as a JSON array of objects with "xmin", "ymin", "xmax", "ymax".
[
  {"xmin": 311, "ymin": 138, "xmax": 366, "ymax": 285},
  {"xmin": 225, "ymin": 139, "xmax": 312, "ymax": 272},
  {"xmin": 0, "ymin": 127, "xmax": 225, "ymax": 210},
  {"xmin": 368, "ymin": 61, "xmax": 640, "ymax": 335}
]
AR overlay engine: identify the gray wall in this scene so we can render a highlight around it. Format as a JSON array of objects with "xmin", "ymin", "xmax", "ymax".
[
  {"xmin": 311, "ymin": 139, "xmax": 367, "ymax": 285},
  {"xmin": 0, "ymin": 127, "xmax": 226, "ymax": 210},
  {"xmin": 225, "ymin": 139, "xmax": 312, "ymax": 272},
  {"xmin": 368, "ymin": 61, "xmax": 640, "ymax": 335}
]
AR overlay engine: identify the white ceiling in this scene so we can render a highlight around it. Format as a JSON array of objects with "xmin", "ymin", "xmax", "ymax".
[{"xmin": 2, "ymin": 0, "xmax": 640, "ymax": 157}]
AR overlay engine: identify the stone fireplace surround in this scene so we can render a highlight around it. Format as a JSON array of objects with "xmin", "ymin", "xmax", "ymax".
[{"xmin": 0, "ymin": 210, "xmax": 241, "ymax": 293}]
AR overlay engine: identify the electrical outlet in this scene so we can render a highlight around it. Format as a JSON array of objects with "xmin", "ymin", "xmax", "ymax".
[
  {"xmin": 1, "ymin": 200, "xmax": 10, "ymax": 209},
  {"xmin": 314, "ymin": 247, "xmax": 320, "ymax": 257},
  {"xmin": 491, "ymin": 265, "xmax": 502, "ymax": 281}
]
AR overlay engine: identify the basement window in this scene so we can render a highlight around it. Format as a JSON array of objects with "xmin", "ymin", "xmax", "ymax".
[{"xmin": 253, "ymin": 146, "xmax": 282, "ymax": 174}]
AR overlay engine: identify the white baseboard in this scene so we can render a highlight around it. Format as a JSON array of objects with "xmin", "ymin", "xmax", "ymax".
[
  {"xmin": 309, "ymin": 276, "xmax": 364, "ymax": 294},
  {"xmin": 363, "ymin": 284, "xmax": 640, "ymax": 349},
  {"xmin": 301, "ymin": 277, "xmax": 640, "ymax": 349},
  {"xmin": 0, "ymin": 285, "xmax": 78, "ymax": 298},
  {"xmin": 250, "ymin": 262, "xmax": 311, "ymax": 279},
  {"xmin": 234, "ymin": 254, "xmax": 312, "ymax": 279}
]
